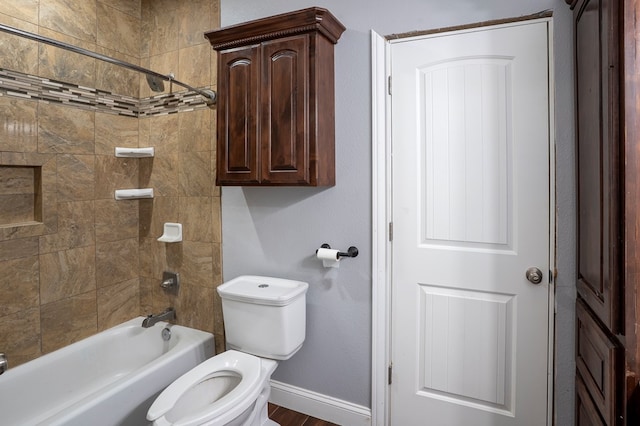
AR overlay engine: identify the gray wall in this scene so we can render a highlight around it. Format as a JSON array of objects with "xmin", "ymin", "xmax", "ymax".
[{"xmin": 219, "ymin": 0, "xmax": 575, "ymax": 423}]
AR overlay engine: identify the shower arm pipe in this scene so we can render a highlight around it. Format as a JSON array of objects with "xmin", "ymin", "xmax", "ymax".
[{"xmin": 0, "ymin": 23, "xmax": 216, "ymax": 105}]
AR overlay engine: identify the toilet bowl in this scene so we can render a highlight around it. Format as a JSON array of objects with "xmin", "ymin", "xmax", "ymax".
[
  {"xmin": 147, "ymin": 276, "xmax": 308, "ymax": 426},
  {"xmin": 147, "ymin": 351, "xmax": 277, "ymax": 426}
]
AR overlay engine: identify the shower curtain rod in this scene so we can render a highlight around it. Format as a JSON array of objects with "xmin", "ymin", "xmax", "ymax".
[{"xmin": 0, "ymin": 23, "xmax": 216, "ymax": 105}]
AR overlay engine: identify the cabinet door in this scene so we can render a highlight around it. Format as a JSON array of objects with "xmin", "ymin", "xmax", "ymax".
[
  {"xmin": 574, "ymin": 0, "xmax": 622, "ymax": 332},
  {"xmin": 576, "ymin": 299, "xmax": 623, "ymax": 425},
  {"xmin": 260, "ymin": 35, "xmax": 310, "ymax": 184},
  {"xmin": 577, "ymin": 373, "xmax": 607, "ymax": 426},
  {"xmin": 217, "ymin": 46, "xmax": 260, "ymax": 184}
]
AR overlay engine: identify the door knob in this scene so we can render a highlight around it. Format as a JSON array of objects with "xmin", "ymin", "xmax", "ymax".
[{"xmin": 525, "ymin": 267, "xmax": 543, "ymax": 285}]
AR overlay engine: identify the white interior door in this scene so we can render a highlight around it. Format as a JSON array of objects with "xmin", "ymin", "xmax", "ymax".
[{"xmin": 390, "ymin": 20, "xmax": 551, "ymax": 426}]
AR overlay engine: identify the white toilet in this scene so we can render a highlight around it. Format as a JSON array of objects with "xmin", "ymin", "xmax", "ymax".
[{"xmin": 147, "ymin": 275, "xmax": 309, "ymax": 426}]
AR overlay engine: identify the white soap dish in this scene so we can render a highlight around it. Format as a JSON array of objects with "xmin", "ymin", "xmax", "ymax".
[{"xmin": 158, "ymin": 223, "xmax": 182, "ymax": 243}]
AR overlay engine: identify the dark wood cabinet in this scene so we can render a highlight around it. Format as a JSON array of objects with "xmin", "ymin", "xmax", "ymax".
[
  {"xmin": 568, "ymin": 0, "xmax": 640, "ymax": 424},
  {"xmin": 205, "ymin": 8, "xmax": 345, "ymax": 186},
  {"xmin": 574, "ymin": 0, "xmax": 621, "ymax": 334}
]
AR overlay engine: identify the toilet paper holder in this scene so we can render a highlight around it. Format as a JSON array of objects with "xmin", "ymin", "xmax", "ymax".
[{"xmin": 317, "ymin": 243, "xmax": 359, "ymax": 258}]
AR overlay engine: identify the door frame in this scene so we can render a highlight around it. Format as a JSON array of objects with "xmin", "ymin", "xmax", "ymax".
[{"xmin": 370, "ymin": 17, "xmax": 557, "ymax": 426}]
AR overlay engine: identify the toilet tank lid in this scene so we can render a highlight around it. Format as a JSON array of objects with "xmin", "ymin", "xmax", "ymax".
[{"xmin": 217, "ymin": 275, "xmax": 309, "ymax": 306}]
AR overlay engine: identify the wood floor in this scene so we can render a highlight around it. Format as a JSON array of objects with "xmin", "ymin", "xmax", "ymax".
[{"xmin": 268, "ymin": 403, "xmax": 339, "ymax": 426}]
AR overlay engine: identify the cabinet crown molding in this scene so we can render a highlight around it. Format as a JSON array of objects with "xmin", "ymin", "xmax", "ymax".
[{"xmin": 204, "ymin": 7, "xmax": 346, "ymax": 50}]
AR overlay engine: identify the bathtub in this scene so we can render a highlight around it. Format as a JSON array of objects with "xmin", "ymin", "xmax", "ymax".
[{"xmin": 0, "ymin": 316, "xmax": 214, "ymax": 426}]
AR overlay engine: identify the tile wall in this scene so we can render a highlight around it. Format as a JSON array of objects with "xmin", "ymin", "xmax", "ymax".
[{"xmin": 0, "ymin": 0, "xmax": 224, "ymax": 367}]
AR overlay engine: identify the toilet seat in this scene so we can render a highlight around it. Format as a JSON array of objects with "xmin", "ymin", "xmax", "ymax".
[{"xmin": 147, "ymin": 350, "xmax": 270, "ymax": 426}]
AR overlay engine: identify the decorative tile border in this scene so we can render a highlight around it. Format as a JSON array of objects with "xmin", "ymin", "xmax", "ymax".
[{"xmin": 0, "ymin": 68, "xmax": 212, "ymax": 117}]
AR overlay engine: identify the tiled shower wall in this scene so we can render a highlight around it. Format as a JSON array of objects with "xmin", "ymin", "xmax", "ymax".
[{"xmin": 0, "ymin": 0, "xmax": 224, "ymax": 367}]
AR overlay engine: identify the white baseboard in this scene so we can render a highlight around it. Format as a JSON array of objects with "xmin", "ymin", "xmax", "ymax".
[{"xmin": 269, "ymin": 380, "xmax": 371, "ymax": 426}]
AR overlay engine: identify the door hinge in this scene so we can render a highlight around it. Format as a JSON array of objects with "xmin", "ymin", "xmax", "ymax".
[
  {"xmin": 388, "ymin": 364, "xmax": 393, "ymax": 385},
  {"xmin": 388, "ymin": 222, "xmax": 393, "ymax": 241},
  {"xmin": 388, "ymin": 75, "xmax": 392, "ymax": 95}
]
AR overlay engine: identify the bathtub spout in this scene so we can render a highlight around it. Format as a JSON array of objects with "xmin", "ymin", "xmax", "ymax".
[{"xmin": 142, "ymin": 307, "xmax": 176, "ymax": 328}]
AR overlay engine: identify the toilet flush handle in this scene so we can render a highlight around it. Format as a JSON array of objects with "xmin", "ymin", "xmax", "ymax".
[{"xmin": 0, "ymin": 353, "xmax": 7, "ymax": 375}]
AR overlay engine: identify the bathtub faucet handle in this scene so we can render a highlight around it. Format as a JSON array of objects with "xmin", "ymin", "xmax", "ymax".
[{"xmin": 161, "ymin": 271, "xmax": 179, "ymax": 290}]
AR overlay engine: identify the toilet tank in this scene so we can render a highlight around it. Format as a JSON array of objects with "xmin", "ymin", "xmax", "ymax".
[{"xmin": 217, "ymin": 276, "xmax": 309, "ymax": 360}]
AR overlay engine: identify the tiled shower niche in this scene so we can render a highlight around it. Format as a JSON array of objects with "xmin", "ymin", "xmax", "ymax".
[
  {"xmin": 0, "ymin": 165, "xmax": 42, "ymax": 225},
  {"xmin": 0, "ymin": 151, "xmax": 57, "ymax": 242}
]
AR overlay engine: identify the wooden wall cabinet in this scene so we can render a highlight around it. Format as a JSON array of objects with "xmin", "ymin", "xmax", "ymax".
[
  {"xmin": 205, "ymin": 8, "xmax": 345, "ymax": 186},
  {"xmin": 568, "ymin": 0, "xmax": 640, "ymax": 424}
]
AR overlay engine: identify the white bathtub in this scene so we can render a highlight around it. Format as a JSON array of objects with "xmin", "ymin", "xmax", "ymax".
[{"xmin": 0, "ymin": 316, "xmax": 214, "ymax": 426}]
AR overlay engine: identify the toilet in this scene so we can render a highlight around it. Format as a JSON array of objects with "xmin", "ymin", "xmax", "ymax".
[{"xmin": 147, "ymin": 275, "xmax": 308, "ymax": 426}]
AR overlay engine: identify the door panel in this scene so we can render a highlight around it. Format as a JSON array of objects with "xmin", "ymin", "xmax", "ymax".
[
  {"xmin": 422, "ymin": 58, "xmax": 510, "ymax": 246},
  {"xmin": 391, "ymin": 20, "xmax": 551, "ymax": 426},
  {"xmin": 417, "ymin": 286, "xmax": 514, "ymax": 409}
]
